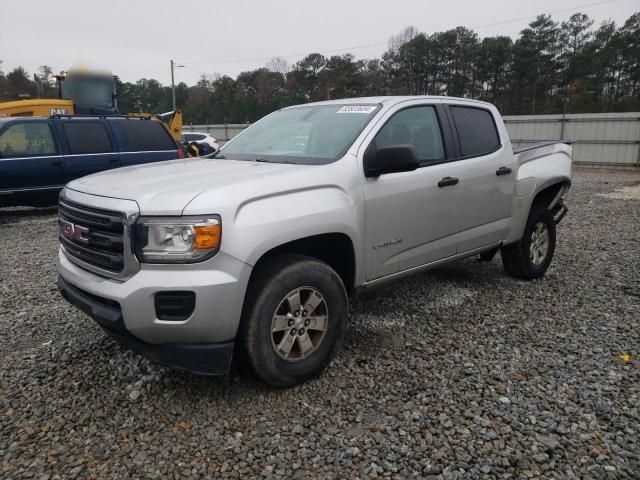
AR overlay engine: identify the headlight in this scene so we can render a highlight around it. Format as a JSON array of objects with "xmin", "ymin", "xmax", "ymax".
[{"xmin": 134, "ymin": 216, "xmax": 221, "ymax": 263}]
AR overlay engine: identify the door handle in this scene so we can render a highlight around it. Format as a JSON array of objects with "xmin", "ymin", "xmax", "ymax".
[
  {"xmin": 496, "ymin": 166, "xmax": 512, "ymax": 176},
  {"xmin": 108, "ymin": 157, "xmax": 119, "ymax": 163},
  {"xmin": 438, "ymin": 176, "xmax": 459, "ymax": 188},
  {"xmin": 52, "ymin": 159, "xmax": 63, "ymax": 167}
]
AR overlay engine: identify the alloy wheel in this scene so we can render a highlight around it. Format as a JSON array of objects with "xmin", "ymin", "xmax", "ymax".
[
  {"xmin": 530, "ymin": 222, "xmax": 550, "ymax": 265},
  {"xmin": 270, "ymin": 287, "xmax": 329, "ymax": 362}
]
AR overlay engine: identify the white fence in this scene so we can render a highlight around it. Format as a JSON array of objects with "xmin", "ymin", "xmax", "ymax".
[
  {"xmin": 182, "ymin": 124, "xmax": 248, "ymax": 144},
  {"xmin": 184, "ymin": 112, "xmax": 640, "ymax": 167},
  {"xmin": 503, "ymin": 112, "xmax": 640, "ymax": 167}
]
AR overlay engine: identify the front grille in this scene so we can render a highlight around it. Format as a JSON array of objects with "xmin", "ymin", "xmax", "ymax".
[{"xmin": 58, "ymin": 199, "xmax": 126, "ymax": 273}]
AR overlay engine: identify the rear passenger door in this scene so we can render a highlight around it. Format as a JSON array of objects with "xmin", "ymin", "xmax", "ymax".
[
  {"xmin": 444, "ymin": 104, "xmax": 516, "ymax": 253},
  {"xmin": 114, "ymin": 119, "xmax": 179, "ymax": 167},
  {"xmin": 58, "ymin": 120, "xmax": 121, "ymax": 182},
  {"xmin": 0, "ymin": 120, "xmax": 66, "ymax": 192}
]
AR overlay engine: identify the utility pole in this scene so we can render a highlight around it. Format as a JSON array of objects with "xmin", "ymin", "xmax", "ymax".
[{"xmin": 170, "ymin": 59, "xmax": 184, "ymax": 111}]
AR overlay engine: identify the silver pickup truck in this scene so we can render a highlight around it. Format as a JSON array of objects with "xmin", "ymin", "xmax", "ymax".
[{"xmin": 57, "ymin": 96, "xmax": 572, "ymax": 386}]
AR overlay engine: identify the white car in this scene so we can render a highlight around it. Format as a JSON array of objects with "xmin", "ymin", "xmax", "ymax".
[{"xmin": 181, "ymin": 132, "xmax": 220, "ymax": 153}]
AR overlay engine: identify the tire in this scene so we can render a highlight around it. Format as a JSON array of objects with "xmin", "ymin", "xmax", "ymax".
[
  {"xmin": 501, "ymin": 205, "xmax": 556, "ymax": 279},
  {"xmin": 239, "ymin": 254, "xmax": 348, "ymax": 387}
]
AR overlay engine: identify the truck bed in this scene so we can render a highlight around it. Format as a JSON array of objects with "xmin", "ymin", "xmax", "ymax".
[
  {"xmin": 513, "ymin": 140, "xmax": 571, "ymax": 154},
  {"xmin": 513, "ymin": 142, "xmax": 572, "ymax": 166}
]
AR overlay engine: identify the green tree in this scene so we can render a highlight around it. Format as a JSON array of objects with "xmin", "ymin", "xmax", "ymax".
[
  {"xmin": 318, "ymin": 54, "xmax": 364, "ymax": 99},
  {"xmin": 617, "ymin": 13, "xmax": 640, "ymax": 109},
  {"xmin": 0, "ymin": 60, "xmax": 9, "ymax": 100},
  {"xmin": 36, "ymin": 65, "xmax": 57, "ymax": 97},
  {"xmin": 7, "ymin": 67, "xmax": 35, "ymax": 98},
  {"xmin": 289, "ymin": 53, "xmax": 327, "ymax": 101},
  {"xmin": 557, "ymin": 13, "xmax": 594, "ymax": 110},
  {"xmin": 477, "ymin": 36, "xmax": 513, "ymax": 109},
  {"xmin": 361, "ymin": 59, "xmax": 389, "ymax": 96},
  {"xmin": 383, "ymin": 33, "xmax": 431, "ymax": 95},
  {"xmin": 511, "ymin": 15, "xmax": 561, "ymax": 113}
]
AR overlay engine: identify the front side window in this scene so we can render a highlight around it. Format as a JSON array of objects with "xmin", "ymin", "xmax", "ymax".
[
  {"xmin": 63, "ymin": 122, "xmax": 113, "ymax": 154},
  {"xmin": 219, "ymin": 104, "xmax": 381, "ymax": 165},
  {"xmin": 450, "ymin": 106, "xmax": 500, "ymax": 157},
  {"xmin": 374, "ymin": 106, "xmax": 445, "ymax": 165},
  {"xmin": 0, "ymin": 123, "xmax": 57, "ymax": 157}
]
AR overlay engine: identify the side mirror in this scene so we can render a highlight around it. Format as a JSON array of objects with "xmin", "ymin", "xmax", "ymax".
[{"xmin": 364, "ymin": 143, "xmax": 420, "ymax": 177}]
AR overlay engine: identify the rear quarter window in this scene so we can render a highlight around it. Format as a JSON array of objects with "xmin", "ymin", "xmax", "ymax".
[
  {"xmin": 450, "ymin": 106, "xmax": 500, "ymax": 157},
  {"xmin": 118, "ymin": 120, "xmax": 177, "ymax": 151}
]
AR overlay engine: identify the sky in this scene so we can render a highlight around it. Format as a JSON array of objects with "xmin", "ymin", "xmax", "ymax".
[{"xmin": 0, "ymin": 0, "xmax": 638, "ymax": 86}]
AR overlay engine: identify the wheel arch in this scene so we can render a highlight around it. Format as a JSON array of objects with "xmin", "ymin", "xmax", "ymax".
[
  {"xmin": 531, "ymin": 178, "xmax": 572, "ymax": 210},
  {"xmin": 249, "ymin": 232, "xmax": 357, "ymax": 296},
  {"xmin": 505, "ymin": 177, "xmax": 571, "ymax": 245}
]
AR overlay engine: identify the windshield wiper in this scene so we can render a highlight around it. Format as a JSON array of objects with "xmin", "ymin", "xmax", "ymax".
[{"xmin": 255, "ymin": 158, "xmax": 295, "ymax": 164}]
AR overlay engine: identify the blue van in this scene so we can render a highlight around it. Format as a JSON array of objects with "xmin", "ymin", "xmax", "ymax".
[{"xmin": 0, "ymin": 116, "xmax": 183, "ymax": 207}]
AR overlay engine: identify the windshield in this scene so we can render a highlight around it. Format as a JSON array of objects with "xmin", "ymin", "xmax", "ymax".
[
  {"xmin": 61, "ymin": 76, "xmax": 115, "ymax": 109},
  {"xmin": 218, "ymin": 103, "xmax": 380, "ymax": 164}
]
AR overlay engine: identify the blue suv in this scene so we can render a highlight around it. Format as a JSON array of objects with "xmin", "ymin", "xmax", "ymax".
[{"xmin": 0, "ymin": 116, "xmax": 183, "ymax": 207}]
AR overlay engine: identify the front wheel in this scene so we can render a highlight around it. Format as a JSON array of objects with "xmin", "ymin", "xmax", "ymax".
[
  {"xmin": 239, "ymin": 254, "xmax": 348, "ymax": 387},
  {"xmin": 501, "ymin": 206, "xmax": 557, "ymax": 279}
]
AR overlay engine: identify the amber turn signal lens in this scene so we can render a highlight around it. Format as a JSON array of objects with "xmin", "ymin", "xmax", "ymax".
[{"xmin": 193, "ymin": 224, "xmax": 221, "ymax": 250}]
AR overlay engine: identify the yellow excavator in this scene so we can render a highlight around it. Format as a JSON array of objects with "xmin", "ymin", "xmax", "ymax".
[{"xmin": 0, "ymin": 68, "xmax": 183, "ymax": 140}]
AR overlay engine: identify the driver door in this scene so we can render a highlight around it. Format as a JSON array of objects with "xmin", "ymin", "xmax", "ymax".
[
  {"xmin": 0, "ymin": 120, "xmax": 66, "ymax": 192},
  {"xmin": 360, "ymin": 101, "xmax": 461, "ymax": 281}
]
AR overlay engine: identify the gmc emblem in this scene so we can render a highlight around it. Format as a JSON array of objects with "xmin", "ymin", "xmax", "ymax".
[{"xmin": 61, "ymin": 220, "xmax": 90, "ymax": 244}]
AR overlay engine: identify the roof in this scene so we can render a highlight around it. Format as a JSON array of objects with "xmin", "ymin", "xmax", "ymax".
[
  {"xmin": 297, "ymin": 95, "xmax": 494, "ymax": 108},
  {"xmin": 0, "ymin": 115, "xmax": 152, "ymax": 125},
  {"xmin": 0, "ymin": 116, "xmax": 52, "ymax": 125}
]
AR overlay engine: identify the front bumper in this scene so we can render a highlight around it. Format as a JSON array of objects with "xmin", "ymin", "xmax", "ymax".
[
  {"xmin": 58, "ymin": 276, "xmax": 234, "ymax": 375},
  {"xmin": 57, "ymin": 249, "xmax": 252, "ymax": 375}
]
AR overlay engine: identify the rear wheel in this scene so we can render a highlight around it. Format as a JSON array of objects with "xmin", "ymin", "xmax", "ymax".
[
  {"xmin": 239, "ymin": 254, "xmax": 348, "ymax": 387},
  {"xmin": 501, "ymin": 206, "xmax": 556, "ymax": 279}
]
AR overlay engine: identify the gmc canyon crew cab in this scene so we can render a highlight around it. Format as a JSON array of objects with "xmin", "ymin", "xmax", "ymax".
[{"xmin": 57, "ymin": 96, "xmax": 572, "ymax": 387}]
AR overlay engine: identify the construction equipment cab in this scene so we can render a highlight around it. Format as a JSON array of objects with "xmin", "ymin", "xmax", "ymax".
[
  {"xmin": 0, "ymin": 69, "xmax": 118, "ymax": 118},
  {"xmin": 57, "ymin": 69, "xmax": 118, "ymax": 115}
]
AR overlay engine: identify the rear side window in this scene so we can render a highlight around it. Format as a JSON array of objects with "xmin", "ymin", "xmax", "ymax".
[
  {"xmin": 0, "ymin": 123, "xmax": 57, "ymax": 157},
  {"xmin": 118, "ymin": 120, "xmax": 176, "ymax": 151},
  {"xmin": 64, "ymin": 122, "xmax": 113, "ymax": 154},
  {"xmin": 182, "ymin": 133, "xmax": 205, "ymax": 142},
  {"xmin": 450, "ymin": 106, "xmax": 500, "ymax": 157}
]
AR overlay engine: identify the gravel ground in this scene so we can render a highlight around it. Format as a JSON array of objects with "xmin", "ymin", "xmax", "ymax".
[{"xmin": 1, "ymin": 168, "xmax": 639, "ymax": 479}]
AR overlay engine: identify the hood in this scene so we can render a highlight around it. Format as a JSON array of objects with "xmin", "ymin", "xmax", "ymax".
[{"xmin": 67, "ymin": 158, "xmax": 309, "ymax": 215}]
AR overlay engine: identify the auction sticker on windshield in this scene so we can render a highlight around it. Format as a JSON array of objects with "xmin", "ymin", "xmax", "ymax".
[{"xmin": 337, "ymin": 105, "xmax": 377, "ymax": 114}]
